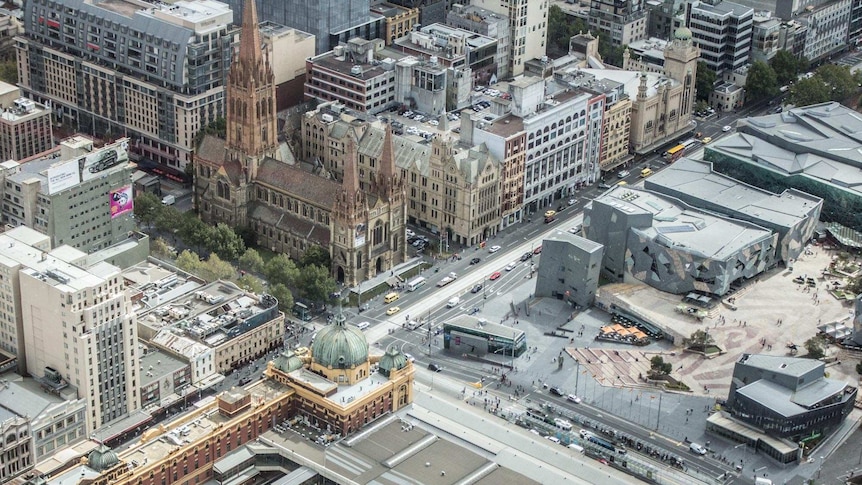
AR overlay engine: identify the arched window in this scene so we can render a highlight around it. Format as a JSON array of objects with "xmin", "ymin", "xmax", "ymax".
[{"xmin": 373, "ymin": 220, "xmax": 384, "ymax": 246}]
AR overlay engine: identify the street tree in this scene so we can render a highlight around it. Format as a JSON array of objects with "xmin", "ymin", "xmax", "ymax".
[
  {"xmin": 745, "ymin": 61, "xmax": 779, "ymax": 103},
  {"xmin": 238, "ymin": 248, "xmax": 265, "ymax": 273},
  {"xmin": 803, "ymin": 336, "xmax": 826, "ymax": 359},
  {"xmin": 695, "ymin": 61, "xmax": 716, "ymax": 102},
  {"xmin": 814, "ymin": 64, "xmax": 858, "ymax": 101},
  {"xmin": 198, "ymin": 253, "xmax": 235, "ymax": 282},
  {"xmin": 208, "ymin": 223, "xmax": 246, "ymax": 261},
  {"xmin": 790, "ymin": 77, "xmax": 831, "ymax": 106},
  {"xmin": 134, "ymin": 192, "xmax": 162, "ymax": 229},
  {"xmin": 265, "ymin": 254, "xmax": 299, "ymax": 287},
  {"xmin": 151, "ymin": 237, "xmax": 176, "ymax": 259},
  {"xmin": 687, "ymin": 329, "xmax": 714, "ymax": 347},
  {"xmin": 236, "ymin": 274, "xmax": 265, "ymax": 294},
  {"xmin": 770, "ymin": 50, "xmax": 803, "ymax": 86},
  {"xmin": 300, "ymin": 245, "xmax": 331, "ymax": 269},
  {"xmin": 175, "ymin": 249, "xmax": 202, "ymax": 274},
  {"xmin": 270, "ymin": 283, "xmax": 295, "ymax": 314},
  {"xmin": 649, "ymin": 355, "xmax": 673, "ymax": 377},
  {"xmin": 295, "ymin": 264, "xmax": 338, "ymax": 303}
]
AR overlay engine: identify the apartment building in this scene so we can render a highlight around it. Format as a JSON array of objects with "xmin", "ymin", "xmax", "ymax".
[
  {"xmin": 17, "ymin": 0, "xmax": 235, "ymax": 174},
  {"xmin": 797, "ymin": 0, "xmax": 851, "ymax": 62},
  {"xmin": 370, "ymin": 2, "xmax": 419, "ymax": 45},
  {"xmin": 0, "ymin": 81, "xmax": 52, "ymax": 162},
  {"xmin": 750, "ymin": 13, "xmax": 782, "ymax": 63},
  {"xmin": 470, "ymin": 0, "xmax": 548, "ymax": 76},
  {"xmin": 446, "ymin": 4, "xmax": 511, "ymax": 79},
  {"xmin": 589, "ymin": 0, "xmax": 648, "ymax": 47},
  {"xmin": 393, "ymin": 24, "xmax": 500, "ymax": 84},
  {"xmin": 0, "ymin": 228, "xmax": 140, "ymax": 433},
  {"xmin": 305, "ymin": 39, "xmax": 396, "ymax": 114},
  {"xmin": 0, "ymin": 137, "xmax": 135, "ymax": 253},
  {"xmin": 686, "ymin": 1, "xmax": 753, "ymax": 75}
]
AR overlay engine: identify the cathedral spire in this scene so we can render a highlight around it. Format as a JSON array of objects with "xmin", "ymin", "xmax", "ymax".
[
  {"xmin": 239, "ymin": 0, "xmax": 263, "ymax": 68},
  {"xmin": 380, "ymin": 125, "xmax": 397, "ymax": 180},
  {"xmin": 343, "ymin": 135, "xmax": 360, "ymax": 195}
]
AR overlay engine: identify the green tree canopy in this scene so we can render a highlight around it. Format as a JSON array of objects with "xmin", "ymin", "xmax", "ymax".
[
  {"xmin": 745, "ymin": 61, "xmax": 779, "ymax": 103},
  {"xmin": 238, "ymin": 248, "xmax": 265, "ymax": 273},
  {"xmin": 175, "ymin": 250, "xmax": 202, "ymax": 274},
  {"xmin": 236, "ymin": 274, "xmax": 265, "ymax": 294},
  {"xmin": 300, "ymin": 245, "xmax": 331, "ymax": 269},
  {"xmin": 133, "ymin": 192, "xmax": 162, "ymax": 229},
  {"xmin": 803, "ymin": 336, "xmax": 826, "ymax": 360},
  {"xmin": 208, "ymin": 223, "xmax": 246, "ymax": 261},
  {"xmin": 270, "ymin": 283, "xmax": 295, "ymax": 314},
  {"xmin": 547, "ymin": 5, "xmax": 588, "ymax": 56},
  {"xmin": 814, "ymin": 64, "xmax": 858, "ymax": 101},
  {"xmin": 0, "ymin": 59, "xmax": 17, "ymax": 84},
  {"xmin": 151, "ymin": 237, "xmax": 176, "ymax": 259},
  {"xmin": 695, "ymin": 61, "xmax": 716, "ymax": 102},
  {"xmin": 649, "ymin": 355, "xmax": 672, "ymax": 376},
  {"xmin": 265, "ymin": 254, "xmax": 299, "ymax": 287},
  {"xmin": 687, "ymin": 329, "xmax": 714, "ymax": 347},
  {"xmin": 193, "ymin": 117, "xmax": 226, "ymax": 148},
  {"xmin": 790, "ymin": 77, "xmax": 832, "ymax": 106},
  {"xmin": 197, "ymin": 253, "xmax": 236, "ymax": 282},
  {"xmin": 770, "ymin": 50, "xmax": 804, "ymax": 86},
  {"xmin": 295, "ymin": 264, "xmax": 338, "ymax": 303}
]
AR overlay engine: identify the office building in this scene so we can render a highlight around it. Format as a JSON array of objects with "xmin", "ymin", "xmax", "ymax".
[
  {"xmin": 796, "ymin": 0, "xmax": 852, "ymax": 62},
  {"xmin": 0, "ymin": 82, "xmax": 52, "ymax": 162},
  {"xmin": 535, "ymin": 231, "xmax": 604, "ymax": 308},
  {"xmin": 645, "ymin": 158, "xmax": 822, "ymax": 264},
  {"xmin": 750, "ymin": 12, "xmax": 782, "ymax": 62},
  {"xmin": 0, "ymin": 137, "xmax": 135, "ymax": 254},
  {"xmin": 585, "ymin": 186, "xmax": 777, "ymax": 296},
  {"xmin": 851, "ymin": 0, "xmax": 862, "ymax": 47},
  {"xmin": 224, "ymin": 0, "xmax": 381, "ymax": 54},
  {"xmin": 707, "ymin": 354, "xmax": 856, "ymax": 462},
  {"xmin": 470, "ymin": 0, "xmax": 548, "ymax": 76},
  {"xmin": 446, "ymin": 4, "xmax": 511, "ymax": 79},
  {"xmin": 685, "ymin": 1, "xmax": 753, "ymax": 76},
  {"xmin": 258, "ymin": 22, "xmax": 316, "ymax": 110},
  {"xmin": 196, "ymin": 1, "xmax": 407, "ymax": 286},
  {"xmin": 705, "ymin": 102, "xmax": 862, "ymax": 232},
  {"xmin": 387, "ymin": 0, "xmax": 448, "ymax": 26},
  {"xmin": 589, "ymin": 0, "xmax": 649, "ymax": 47},
  {"xmin": 17, "ymin": 0, "xmax": 235, "ymax": 175},
  {"xmin": 0, "ymin": 377, "xmax": 87, "ymax": 463},
  {"xmin": 393, "ymin": 24, "xmax": 501, "ymax": 84},
  {"xmin": 370, "ymin": 2, "xmax": 419, "ymax": 46}
]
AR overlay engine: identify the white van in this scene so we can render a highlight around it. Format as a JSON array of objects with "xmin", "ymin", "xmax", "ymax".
[
  {"xmin": 567, "ymin": 443, "xmax": 585, "ymax": 453},
  {"xmin": 554, "ymin": 418, "xmax": 573, "ymax": 431},
  {"xmin": 355, "ymin": 321, "xmax": 370, "ymax": 331},
  {"xmin": 447, "ymin": 297, "xmax": 461, "ymax": 308}
]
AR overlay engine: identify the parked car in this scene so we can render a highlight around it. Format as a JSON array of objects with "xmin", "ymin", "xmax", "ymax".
[
  {"xmin": 618, "ymin": 170, "xmax": 630, "ymax": 178},
  {"xmin": 549, "ymin": 386, "xmax": 564, "ymax": 396}
]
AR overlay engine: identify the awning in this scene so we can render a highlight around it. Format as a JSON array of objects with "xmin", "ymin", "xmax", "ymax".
[
  {"xmin": 91, "ymin": 410, "xmax": 153, "ymax": 443},
  {"xmin": 825, "ymin": 222, "xmax": 862, "ymax": 249}
]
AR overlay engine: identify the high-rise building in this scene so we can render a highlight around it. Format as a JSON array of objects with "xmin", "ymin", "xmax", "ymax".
[
  {"xmin": 17, "ymin": 0, "xmax": 235, "ymax": 174},
  {"xmin": 224, "ymin": 0, "xmax": 381, "ymax": 54},
  {"xmin": 470, "ymin": 0, "xmax": 548, "ymax": 76},
  {"xmin": 0, "ymin": 81, "xmax": 52, "ymax": 162},
  {"xmin": 0, "ymin": 226, "xmax": 139, "ymax": 433},
  {"xmin": 589, "ymin": 0, "xmax": 648, "ymax": 47},
  {"xmin": 685, "ymin": 1, "xmax": 753, "ymax": 75},
  {"xmin": 446, "ymin": 4, "xmax": 512, "ymax": 79},
  {"xmin": 0, "ymin": 137, "xmax": 135, "ymax": 253}
]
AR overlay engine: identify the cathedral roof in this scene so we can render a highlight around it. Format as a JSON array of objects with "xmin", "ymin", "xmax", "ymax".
[
  {"xmin": 197, "ymin": 135, "xmax": 227, "ymax": 163},
  {"xmin": 249, "ymin": 203, "xmax": 331, "ymax": 245},
  {"xmin": 220, "ymin": 159, "xmax": 244, "ymax": 185},
  {"xmin": 358, "ymin": 127, "xmax": 431, "ymax": 173},
  {"xmin": 256, "ymin": 158, "xmax": 339, "ymax": 206}
]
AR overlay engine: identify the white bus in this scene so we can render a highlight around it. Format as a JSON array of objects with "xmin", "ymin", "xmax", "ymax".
[{"xmin": 407, "ymin": 276, "xmax": 426, "ymax": 291}]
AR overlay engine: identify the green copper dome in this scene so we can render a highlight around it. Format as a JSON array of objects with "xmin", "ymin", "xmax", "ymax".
[
  {"xmin": 312, "ymin": 309, "xmax": 368, "ymax": 368},
  {"xmin": 88, "ymin": 444, "xmax": 119, "ymax": 472},
  {"xmin": 674, "ymin": 27, "xmax": 693, "ymax": 41},
  {"xmin": 273, "ymin": 350, "xmax": 304, "ymax": 373},
  {"xmin": 378, "ymin": 345, "xmax": 408, "ymax": 374}
]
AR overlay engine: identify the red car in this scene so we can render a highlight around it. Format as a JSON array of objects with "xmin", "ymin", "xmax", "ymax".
[
  {"xmin": 489, "ymin": 271, "xmax": 502, "ymax": 281},
  {"xmin": 533, "ymin": 245, "xmax": 543, "ymax": 254}
]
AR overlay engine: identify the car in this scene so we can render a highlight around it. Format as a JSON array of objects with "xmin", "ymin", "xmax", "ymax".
[
  {"xmin": 701, "ymin": 136, "xmax": 712, "ymax": 144},
  {"xmin": 470, "ymin": 257, "xmax": 481, "ymax": 265},
  {"xmin": 386, "ymin": 306, "xmax": 401, "ymax": 316},
  {"xmin": 404, "ymin": 353, "xmax": 415, "ymax": 362},
  {"xmin": 568, "ymin": 225, "xmax": 582, "ymax": 234},
  {"xmin": 598, "ymin": 458, "xmax": 609, "ymax": 465},
  {"xmin": 566, "ymin": 394, "xmax": 582, "ymax": 404},
  {"xmin": 520, "ymin": 251, "xmax": 533, "ymax": 262},
  {"xmin": 533, "ymin": 245, "xmax": 542, "ymax": 254},
  {"xmin": 544, "ymin": 209, "xmax": 556, "ymax": 218},
  {"xmin": 471, "ymin": 284, "xmax": 483, "ymax": 293},
  {"xmin": 722, "ymin": 125, "xmax": 732, "ymax": 132},
  {"xmin": 412, "ymin": 240, "xmax": 424, "ymax": 247},
  {"xmin": 489, "ymin": 271, "xmax": 502, "ymax": 280},
  {"xmin": 428, "ymin": 362, "xmax": 443, "ymax": 372},
  {"xmin": 598, "ymin": 182, "xmax": 611, "ymax": 189},
  {"xmin": 403, "ymin": 110, "xmax": 414, "ymax": 117},
  {"xmin": 488, "ymin": 245, "xmax": 502, "ymax": 253},
  {"xmin": 505, "ymin": 261, "xmax": 517, "ymax": 271},
  {"xmin": 406, "ymin": 229, "xmax": 415, "ymax": 237},
  {"xmin": 428, "ymin": 119, "xmax": 439, "ymax": 126},
  {"xmin": 549, "ymin": 386, "xmax": 564, "ymax": 396},
  {"xmin": 689, "ymin": 443, "xmax": 707, "ymax": 455},
  {"xmin": 617, "ymin": 181, "xmax": 628, "ymax": 186},
  {"xmin": 413, "ymin": 114, "xmax": 424, "ymax": 121},
  {"xmin": 546, "ymin": 436, "xmax": 561, "ymax": 444},
  {"xmin": 568, "ymin": 198, "xmax": 577, "ymax": 206},
  {"xmin": 618, "ymin": 170, "xmax": 630, "ymax": 178},
  {"xmin": 293, "ymin": 346, "xmax": 310, "ymax": 356}
]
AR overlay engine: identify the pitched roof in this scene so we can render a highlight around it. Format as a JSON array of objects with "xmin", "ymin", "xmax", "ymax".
[
  {"xmin": 197, "ymin": 135, "xmax": 226, "ymax": 163},
  {"xmin": 220, "ymin": 159, "xmax": 244, "ymax": 185},
  {"xmin": 249, "ymin": 203, "xmax": 330, "ymax": 246},
  {"xmin": 255, "ymin": 158, "xmax": 340, "ymax": 208}
]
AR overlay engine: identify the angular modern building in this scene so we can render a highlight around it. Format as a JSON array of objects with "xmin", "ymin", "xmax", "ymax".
[
  {"xmin": 0, "ymin": 137, "xmax": 135, "ymax": 253},
  {"xmin": 17, "ymin": 0, "xmax": 235, "ymax": 174},
  {"xmin": 705, "ymin": 102, "xmax": 862, "ymax": 231},
  {"xmin": 645, "ymin": 157, "xmax": 822, "ymax": 264},
  {"xmin": 585, "ymin": 186, "xmax": 777, "ymax": 296},
  {"xmin": 709, "ymin": 353, "xmax": 857, "ymax": 462},
  {"xmin": 535, "ymin": 231, "xmax": 604, "ymax": 309}
]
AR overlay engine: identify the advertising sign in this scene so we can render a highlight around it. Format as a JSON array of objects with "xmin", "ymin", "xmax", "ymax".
[
  {"xmin": 46, "ymin": 160, "xmax": 81, "ymax": 194},
  {"xmin": 81, "ymin": 140, "xmax": 129, "ymax": 181},
  {"xmin": 109, "ymin": 185, "xmax": 133, "ymax": 219},
  {"xmin": 355, "ymin": 223, "xmax": 367, "ymax": 248}
]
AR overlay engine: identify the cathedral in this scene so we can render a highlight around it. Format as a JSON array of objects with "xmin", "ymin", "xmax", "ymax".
[{"xmin": 194, "ymin": 0, "xmax": 407, "ymax": 286}]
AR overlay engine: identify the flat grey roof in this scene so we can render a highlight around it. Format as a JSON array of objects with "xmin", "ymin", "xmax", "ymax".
[
  {"xmin": 445, "ymin": 314, "xmax": 525, "ymax": 341},
  {"xmin": 710, "ymin": 102, "xmax": 862, "ymax": 196},
  {"xmin": 691, "ymin": 0, "xmax": 753, "ymax": 16},
  {"xmin": 595, "ymin": 187, "xmax": 774, "ymax": 260},
  {"xmin": 645, "ymin": 158, "xmax": 821, "ymax": 229},
  {"xmin": 737, "ymin": 353, "xmax": 822, "ymax": 379},
  {"xmin": 0, "ymin": 377, "xmax": 63, "ymax": 419},
  {"xmin": 543, "ymin": 230, "xmax": 604, "ymax": 253},
  {"xmin": 140, "ymin": 350, "xmax": 188, "ymax": 388}
]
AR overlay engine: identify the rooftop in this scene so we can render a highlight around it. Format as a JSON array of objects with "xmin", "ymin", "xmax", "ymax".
[
  {"xmin": 139, "ymin": 349, "xmax": 188, "ymax": 388},
  {"xmin": 309, "ymin": 50, "xmax": 392, "ymax": 80},
  {"xmin": 645, "ymin": 158, "xmax": 822, "ymax": 229},
  {"xmin": 579, "ymin": 68, "xmax": 676, "ymax": 98},
  {"xmin": 737, "ymin": 353, "xmax": 823, "ymax": 378},
  {"xmin": 709, "ymin": 102, "xmax": 862, "ymax": 196},
  {"xmin": 594, "ymin": 186, "xmax": 775, "ymax": 260},
  {"xmin": 445, "ymin": 314, "xmax": 525, "ymax": 341},
  {"xmin": 690, "ymin": 0, "xmax": 754, "ymax": 17},
  {"xmin": 544, "ymin": 230, "xmax": 604, "ymax": 253}
]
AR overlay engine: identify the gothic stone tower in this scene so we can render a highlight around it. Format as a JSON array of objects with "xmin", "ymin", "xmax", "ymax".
[
  {"xmin": 370, "ymin": 126, "xmax": 408, "ymax": 270},
  {"xmin": 663, "ymin": 27, "xmax": 699, "ymax": 127},
  {"xmin": 332, "ymin": 136, "xmax": 370, "ymax": 287}
]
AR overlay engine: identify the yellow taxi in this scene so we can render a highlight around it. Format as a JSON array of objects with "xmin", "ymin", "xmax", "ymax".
[
  {"xmin": 386, "ymin": 306, "xmax": 401, "ymax": 316},
  {"xmin": 544, "ymin": 210, "xmax": 556, "ymax": 218},
  {"xmin": 701, "ymin": 136, "xmax": 712, "ymax": 144}
]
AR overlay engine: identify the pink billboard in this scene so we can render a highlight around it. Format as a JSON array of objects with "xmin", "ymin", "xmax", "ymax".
[{"xmin": 110, "ymin": 185, "xmax": 134, "ymax": 219}]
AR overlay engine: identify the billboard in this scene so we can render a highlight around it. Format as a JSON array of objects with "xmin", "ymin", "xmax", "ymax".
[
  {"xmin": 46, "ymin": 160, "xmax": 81, "ymax": 194},
  {"xmin": 354, "ymin": 223, "xmax": 366, "ymax": 248},
  {"xmin": 81, "ymin": 139, "xmax": 130, "ymax": 181},
  {"xmin": 109, "ymin": 185, "xmax": 133, "ymax": 219}
]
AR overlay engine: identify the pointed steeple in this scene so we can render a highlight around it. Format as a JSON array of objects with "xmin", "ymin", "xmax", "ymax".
[
  {"xmin": 343, "ymin": 135, "xmax": 360, "ymax": 195},
  {"xmin": 379, "ymin": 125, "xmax": 397, "ymax": 180},
  {"xmin": 239, "ymin": 0, "xmax": 263, "ymax": 68}
]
